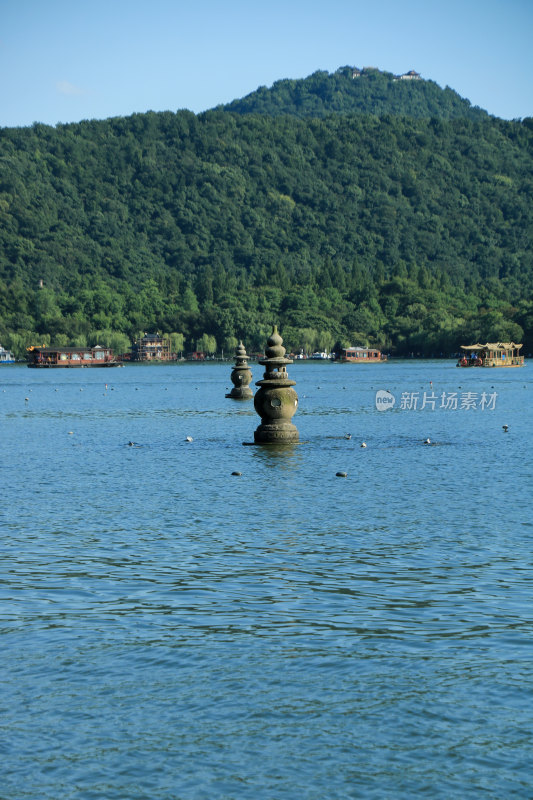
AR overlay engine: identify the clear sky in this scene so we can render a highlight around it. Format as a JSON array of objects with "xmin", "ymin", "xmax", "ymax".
[{"xmin": 1, "ymin": 0, "xmax": 532, "ymax": 128}]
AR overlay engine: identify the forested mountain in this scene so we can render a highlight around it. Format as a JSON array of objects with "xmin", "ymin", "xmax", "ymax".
[
  {"xmin": 1, "ymin": 68, "xmax": 532, "ymax": 359},
  {"xmin": 221, "ymin": 66, "xmax": 490, "ymax": 121}
]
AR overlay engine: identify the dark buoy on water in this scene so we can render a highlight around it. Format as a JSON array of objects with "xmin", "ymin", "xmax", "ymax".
[
  {"xmin": 336, "ymin": 471, "xmax": 347, "ymax": 478},
  {"xmin": 226, "ymin": 341, "xmax": 253, "ymax": 399}
]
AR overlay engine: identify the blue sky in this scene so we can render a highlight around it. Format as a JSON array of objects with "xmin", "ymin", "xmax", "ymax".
[{"xmin": 1, "ymin": 0, "xmax": 532, "ymax": 128}]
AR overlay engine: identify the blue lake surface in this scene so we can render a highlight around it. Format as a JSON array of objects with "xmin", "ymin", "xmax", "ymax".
[{"xmin": 1, "ymin": 359, "xmax": 532, "ymax": 799}]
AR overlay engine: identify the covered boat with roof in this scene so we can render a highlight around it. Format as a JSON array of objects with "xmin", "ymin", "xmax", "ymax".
[
  {"xmin": 457, "ymin": 342, "xmax": 524, "ymax": 367},
  {"xmin": 26, "ymin": 345, "xmax": 119, "ymax": 367},
  {"xmin": 0, "ymin": 343, "xmax": 16, "ymax": 364}
]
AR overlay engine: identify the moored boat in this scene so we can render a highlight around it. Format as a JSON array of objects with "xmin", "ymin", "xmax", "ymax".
[
  {"xmin": 334, "ymin": 346, "xmax": 386, "ymax": 363},
  {"xmin": 457, "ymin": 342, "xmax": 524, "ymax": 368},
  {"xmin": 27, "ymin": 345, "xmax": 120, "ymax": 367},
  {"xmin": 0, "ymin": 344, "xmax": 16, "ymax": 364}
]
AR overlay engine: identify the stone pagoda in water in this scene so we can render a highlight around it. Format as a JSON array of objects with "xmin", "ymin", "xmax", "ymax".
[
  {"xmin": 252, "ymin": 326, "xmax": 299, "ymax": 444},
  {"xmin": 226, "ymin": 341, "xmax": 253, "ymax": 400}
]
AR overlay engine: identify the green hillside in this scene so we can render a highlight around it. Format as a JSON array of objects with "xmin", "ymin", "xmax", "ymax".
[
  {"xmin": 220, "ymin": 66, "xmax": 490, "ymax": 120},
  {"xmin": 1, "ymin": 72, "xmax": 532, "ymax": 359}
]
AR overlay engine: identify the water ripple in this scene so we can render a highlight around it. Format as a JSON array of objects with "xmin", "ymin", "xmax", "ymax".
[{"xmin": 2, "ymin": 361, "xmax": 532, "ymax": 799}]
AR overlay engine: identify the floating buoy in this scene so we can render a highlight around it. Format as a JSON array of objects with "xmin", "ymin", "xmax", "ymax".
[
  {"xmin": 502, "ymin": 425, "xmax": 509, "ymax": 432},
  {"xmin": 68, "ymin": 431, "xmax": 74, "ymax": 435},
  {"xmin": 360, "ymin": 442, "xmax": 367, "ymax": 448},
  {"xmin": 336, "ymin": 471, "xmax": 347, "ymax": 478},
  {"xmin": 231, "ymin": 471, "xmax": 242, "ymax": 476},
  {"xmin": 424, "ymin": 438, "xmax": 431, "ymax": 444},
  {"xmin": 185, "ymin": 436, "xmax": 193, "ymax": 442},
  {"xmin": 344, "ymin": 433, "xmax": 351, "ymax": 440}
]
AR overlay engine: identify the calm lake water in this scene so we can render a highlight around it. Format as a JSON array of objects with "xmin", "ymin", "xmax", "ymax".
[{"xmin": 1, "ymin": 359, "xmax": 532, "ymax": 799}]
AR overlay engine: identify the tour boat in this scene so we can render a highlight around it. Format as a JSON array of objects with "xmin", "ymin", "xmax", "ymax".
[
  {"xmin": 0, "ymin": 344, "xmax": 16, "ymax": 364},
  {"xmin": 27, "ymin": 345, "xmax": 119, "ymax": 367},
  {"xmin": 335, "ymin": 347, "xmax": 386, "ymax": 363},
  {"xmin": 457, "ymin": 342, "xmax": 524, "ymax": 367}
]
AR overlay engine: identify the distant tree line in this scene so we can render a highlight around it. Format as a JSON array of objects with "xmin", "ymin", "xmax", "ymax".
[{"xmin": 1, "ymin": 68, "xmax": 532, "ymax": 359}]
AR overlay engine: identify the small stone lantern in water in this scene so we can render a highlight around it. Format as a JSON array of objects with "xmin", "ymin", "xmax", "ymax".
[
  {"xmin": 226, "ymin": 341, "xmax": 253, "ymax": 400},
  {"xmin": 252, "ymin": 325, "xmax": 299, "ymax": 444}
]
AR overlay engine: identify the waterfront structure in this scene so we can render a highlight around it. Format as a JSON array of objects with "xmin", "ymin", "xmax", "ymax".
[
  {"xmin": 131, "ymin": 333, "xmax": 172, "ymax": 361},
  {"xmin": 252, "ymin": 326, "xmax": 299, "ymax": 444},
  {"xmin": 457, "ymin": 342, "xmax": 524, "ymax": 367},
  {"xmin": 335, "ymin": 347, "xmax": 386, "ymax": 363},
  {"xmin": 226, "ymin": 341, "xmax": 253, "ymax": 399},
  {"xmin": 0, "ymin": 344, "xmax": 15, "ymax": 363},
  {"xmin": 26, "ymin": 345, "xmax": 119, "ymax": 367}
]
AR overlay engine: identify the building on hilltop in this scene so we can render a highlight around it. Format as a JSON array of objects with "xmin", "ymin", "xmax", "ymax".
[
  {"xmin": 352, "ymin": 67, "xmax": 421, "ymax": 81},
  {"xmin": 396, "ymin": 70, "xmax": 421, "ymax": 80}
]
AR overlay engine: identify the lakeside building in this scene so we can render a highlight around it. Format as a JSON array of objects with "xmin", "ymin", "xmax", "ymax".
[{"xmin": 131, "ymin": 333, "xmax": 172, "ymax": 362}]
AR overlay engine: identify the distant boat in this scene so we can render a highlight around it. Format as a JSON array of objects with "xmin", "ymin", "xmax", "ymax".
[
  {"xmin": 0, "ymin": 344, "xmax": 16, "ymax": 364},
  {"xmin": 26, "ymin": 345, "xmax": 120, "ymax": 368},
  {"xmin": 310, "ymin": 351, "xmax": 330, "ymax": 360},
  {"xmin": 334, "ymin": 347, "xmax": 386, "ymax": 363},
  {"xmin": 457, "ymin": 342, "xmax": 525, "ymax": 368}
]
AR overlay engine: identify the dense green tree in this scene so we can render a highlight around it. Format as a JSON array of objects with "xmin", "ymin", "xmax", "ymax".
[
  {"xmin": 1, "ymin": 68, "xmax": 532, "ymax": 357},
  {"xmin": 169, "ymin": 332, "xmax": 185, "ymax": 357},
  {"xmin": 196, "ymin": 333, "xmax": 217, "ymax": 355}
]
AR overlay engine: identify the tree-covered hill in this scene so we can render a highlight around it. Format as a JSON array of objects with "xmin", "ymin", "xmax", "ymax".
[
  {"xmin": 1, "ymin": 86, "xmax": 532, "ymax": 358},
  {"xmin": 220, "ymin": 66, "xmax": 490, "ymax": 120}
]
